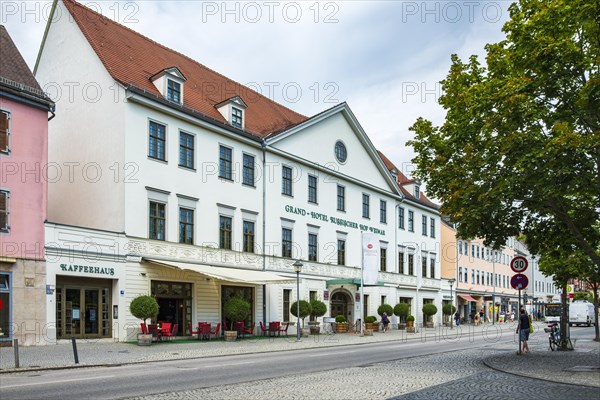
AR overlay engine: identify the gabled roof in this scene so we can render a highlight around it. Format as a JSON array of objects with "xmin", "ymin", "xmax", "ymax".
[
  {"xmin": 376, "ymin": 150, "xmax": 439, "ymax": 210},
  {"xmin": 0, "ymin": 25, "xmax": 53, "ymax": 107},
  {"xmin": 266, "ymin": 102, "xmax": 404, "ymax": 197},
  {"xmin": 52, "ymin": 0, "xmax": 306, "ymax": 137}
]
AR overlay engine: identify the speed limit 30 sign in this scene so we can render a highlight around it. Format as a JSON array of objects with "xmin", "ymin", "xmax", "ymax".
[{"xmin": 510, "ymin": 256, "xmax": 528, "ymax": 273}]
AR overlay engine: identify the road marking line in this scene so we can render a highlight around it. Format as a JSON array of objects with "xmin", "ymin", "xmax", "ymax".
[
  {"xmin": 2, "ymin": 375, "xmax": 115, "ymax": 388},
  {"xmin": 309, "ymin": 350, "xmax": 357, "ymax": 357},
  {"xmin": 206, "ymin": 361, "xmax": 254, "ymax": 368}
]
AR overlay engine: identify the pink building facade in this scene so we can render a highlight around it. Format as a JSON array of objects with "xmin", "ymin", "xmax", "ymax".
[{"xmin": 0, "ymin": 26, "xmax": 54, "ymax": 345}]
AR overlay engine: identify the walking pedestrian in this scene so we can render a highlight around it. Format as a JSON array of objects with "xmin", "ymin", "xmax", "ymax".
[
  {"xmin": 454, "ymin": 312, "xmax": 460, "ymax": 326},
  {"xmin": 382, "ymin": 312, "xmax": 390, "ymax": 332},
  {"xmin": 516, "ymin": 308, "xmax": 531, "ymax": 354}
]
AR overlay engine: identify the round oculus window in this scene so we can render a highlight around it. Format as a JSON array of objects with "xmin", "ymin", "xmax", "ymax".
[{"xmin": 335, "ymin": 141, "xmax": 347, "ymax": 163}]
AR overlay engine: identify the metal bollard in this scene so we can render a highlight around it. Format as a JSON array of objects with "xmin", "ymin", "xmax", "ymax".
[
  {"xmin": 13, "ymin": 338, "xmax": 19, "ymax": 368},
  {"xmin": 71, "ymin": 337, "xmax": 79, "ymax": 364}
]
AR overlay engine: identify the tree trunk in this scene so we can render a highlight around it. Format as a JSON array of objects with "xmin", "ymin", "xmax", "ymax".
[
  {"xmin": 560, "ymin": 283, "xmax": 571, "ymax": 350},
  {"xmin": 593, "ymin": 283, "xmax": 600, "ymax": 342}
]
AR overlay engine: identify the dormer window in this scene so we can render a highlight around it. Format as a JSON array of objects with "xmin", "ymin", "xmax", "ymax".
[
  {"xmin": 415, "ymin": 184, "xmax": 420, "ymax": 198},
  {"xmin": 215, "ymin": 96, "xmax": 248, "ymax": 129},
  {"xmin": 167, "ymin": 80, "xmax": 181, "ymax": 103},
  {"xmin": 150, "ymin": 67, "xmax": 186, "ymax": 105},
  {"xmin": 232, "ymin": 107, "xmax": 243, "ymax": 128}
]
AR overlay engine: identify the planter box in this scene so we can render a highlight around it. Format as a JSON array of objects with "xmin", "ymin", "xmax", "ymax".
[
  {"xmin": 137, "ymin": 333, "xmax": 153, "ymax": 346},
  {"xmin": 301, "ymin": 328, "xmax": 310, "ymax": 338},
  {"xmin": 335, "ymin": 324, "xmax": 348, "ymax": 333},
  {"xmin": 407, "ymin": 326, "xmax": 416, "ymax": 333},
  {"xmin": 224, "ymin": 331, "xmax": 237, "ymax": 342},
  {"xmin": 309, "ymin": 325, "xmax": 320, "ymax": 335}
]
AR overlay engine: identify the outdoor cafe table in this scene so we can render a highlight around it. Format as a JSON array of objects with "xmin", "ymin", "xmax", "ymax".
[
  {"xmin": 198, "ymin": 323, "xmax": 211, "ymax": 340},
  {"xmin": 268, "ymin": 321, "xmax": 280, "ymax": 337}
]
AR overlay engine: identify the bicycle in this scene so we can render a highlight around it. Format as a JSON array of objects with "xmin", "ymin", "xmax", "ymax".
[
  {"xmin": 544, "ymin": 323, "xmax": 574, "ymax": 351},
  {"xmin": 545, "ymin": 323, "xmax": 560, "ymax": 351}
]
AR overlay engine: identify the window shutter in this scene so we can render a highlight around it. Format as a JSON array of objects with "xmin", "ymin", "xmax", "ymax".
[
  {"xmin": 0, "ymin": 111, "xmax": 8, "ymax": 152},
  {"xmin": 0, "ymin": 191, "xmax": 7, "ymax": 230}
]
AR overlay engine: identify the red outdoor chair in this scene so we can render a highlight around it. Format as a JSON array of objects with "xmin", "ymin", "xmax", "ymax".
[
  {"xmin": 243, "ymin": 322, "xmax": 256, "ymax": 337},
  {"xmin": 161, "ymin": 323, "xmax": 175, "ymax": 340},
  {"xmin": 140, "ymin": 323, "xmax": 148, "ymax": 334},
  {"xmin": 188, "ymin": 323, "xmax": 199, "ymax": 337},
  {"xmin": 147, "ymin": 324, "xmax": 161, "ymax": 341},
  {"xmin": 278, "ymin": 322, "xmax": 290, "ymax": 336},
  {"xmin": 268, "ymin": 321, "xmax": 280, "ymax": 337},
  {"xmin": 259, "ymin": 321, "xmax": 268, "ymax": 336},
  {"xmin": 235, "ymin": 321, "xmax": 245, "ymax": 337},
  {"xmin": 209, "ymin": 323, "xmax": 221, "ymax": 339}
]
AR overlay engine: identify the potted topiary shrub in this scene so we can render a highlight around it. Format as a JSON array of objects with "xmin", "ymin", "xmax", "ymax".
[
  {"xmin": 223, "ymin": 296, "xmax": 251, "ymax": 341},
  {"xmin": 394, "ymin": 303, "xmax": 409, "ymax": 330},
  {"xmin": 335, "ymin": 314, "xmax": 348, "ymax": 333},
  {"xmin": 129, "ymin": 294, "xmax": 159, "ymax": 346},
  {"xmin": 442, "ymin": 303, "xmax": 456, "ymax": 326},
  {"xmin": 308, "ymin": 298, "xmax": 327, "ymax": 335},
  {"xmin": 377, "ymin": 304, "xmax": 393, "ymax": 332},
  {"xmin": 406, "ymin": 315, "xmax": 416, "ymax": 333},
  {"xmin": 364, "ymin": 315, "xmax": 378, "ymax": 331},
  {"xmin": 290, "ymin": 300, "xmax": 312, "ymax": 337},
  {"xmin": 422, "ymin": 303, "xmax": 438, "ymax": 328}
]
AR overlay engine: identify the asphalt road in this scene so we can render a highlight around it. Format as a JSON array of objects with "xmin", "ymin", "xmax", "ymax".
[{"xmin": 0, "ymin": 326, "xmax": 596, "ymax": 400}]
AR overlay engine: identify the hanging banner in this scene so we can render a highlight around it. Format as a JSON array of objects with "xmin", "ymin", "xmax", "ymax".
[{"xmin": 362, "ymin": 232, "xmax": 380, "ymax": 285}]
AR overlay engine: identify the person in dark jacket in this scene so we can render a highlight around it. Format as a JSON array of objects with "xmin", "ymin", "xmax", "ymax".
[{"xmin": 516, "ymin": 308, "xmax": 531, "ymax": 354}]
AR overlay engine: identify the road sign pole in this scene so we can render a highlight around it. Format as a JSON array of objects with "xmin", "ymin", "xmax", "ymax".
[{"xmin": 518, "ymin": 289, "xmax": 521, "ymax": 355}]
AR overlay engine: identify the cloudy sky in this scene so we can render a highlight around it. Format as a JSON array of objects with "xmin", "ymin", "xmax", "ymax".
[{"xmin": 2, "ymin": 0, "xmax": 511, "ymax": 180}]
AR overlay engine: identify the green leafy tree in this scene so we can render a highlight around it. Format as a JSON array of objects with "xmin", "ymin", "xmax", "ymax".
[
  {"xmin": 290, "ymin": 300, "xmax": 311, "ymax": 327},
  {"xmin": 408, "ymin": 0, "xmax": 600, "ymax": 279},
  {"xmin": 442, "ymin": 303, "xmax": 456, "ymax": 316},
  {"xmin": 528, "ymin": 219, "xmax": 600, "ymax": 342},
  {"xmin": 129, "ymin": 294, "xmax": 159, "ymax": 326},
  {"xmin": 574, "ymin": 292, "xmax": 592, "ymax": 302},
  {"xmin": 377, "ymin": 304, "xmax": 393, "ymax": 317},
  {"xmin": 309, "ymin": 298, "xmax": 327, "ymax": 321},
  {"xmin": 422, "ymin": 304, "xmax": 438, "ymax": 323},
  {"xmin": 394, "ymin": 303, "xmax": 409, "ymax": 322},
  {"xmin": 223, "ymin": 296, "xmax": 251, "ymax": 330}
]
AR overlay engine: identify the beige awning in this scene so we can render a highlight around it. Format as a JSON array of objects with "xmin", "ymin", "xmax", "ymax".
[{"xmin": 144, "ymin": 258, "xmax": 295, "ymax": 284}]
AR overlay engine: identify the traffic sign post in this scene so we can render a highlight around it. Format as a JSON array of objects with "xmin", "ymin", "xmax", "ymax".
[
  {"xmin": 510, "ymin": 258, "xmax": 529, "ymax": 355},
  {"xmin": 511, "ymin": 274, "xmax": 529, "ymax": 290},
  {"xmin": 510, "ymin": 256, "xmax": 528, "ymax": 273}
]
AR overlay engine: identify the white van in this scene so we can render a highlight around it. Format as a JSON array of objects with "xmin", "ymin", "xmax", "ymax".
[{"xmin": 569, "ymin": 301, "xmax": 596, "ymax": 327}]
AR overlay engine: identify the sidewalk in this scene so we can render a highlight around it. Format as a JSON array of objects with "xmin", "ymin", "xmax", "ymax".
[
  {"xmin": 1, "ymin": 322, "xmax": 598, "ymax": 389},
  {"xmin": 484, "ymin": 335, "xmax": 600, "ymax": 388}
]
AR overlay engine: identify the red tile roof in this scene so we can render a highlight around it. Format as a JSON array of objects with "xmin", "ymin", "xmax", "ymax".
[
  {"xmin": 376, "ymin": 150, "xmax": 439, "ymax": 209},
  {"xmin": 0, "ymin": 25, "xmax": 52, "ymax": 105},
  {"xmin": 61, "ymin": 0, "xmax": 307, "ymax": 137}
]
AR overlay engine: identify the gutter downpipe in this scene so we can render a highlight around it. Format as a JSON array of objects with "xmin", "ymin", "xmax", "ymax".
[{"xmin": 262, "ymin": 139, "xmax": 267, "ymax": 329}]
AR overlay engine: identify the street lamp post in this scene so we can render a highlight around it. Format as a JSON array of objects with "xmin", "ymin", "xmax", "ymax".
[
  {"xmin": 293, "ymin": 260, "xmax": 303, "ymax": 342},
  {"xmin": 449, "ymin": 278, "xmax": 456, "ymax": 329}
]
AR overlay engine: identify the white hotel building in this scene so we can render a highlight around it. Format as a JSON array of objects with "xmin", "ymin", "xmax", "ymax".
[{"xmin": 35, "ymin": 0, "xmax": 441, "ymax": 342}]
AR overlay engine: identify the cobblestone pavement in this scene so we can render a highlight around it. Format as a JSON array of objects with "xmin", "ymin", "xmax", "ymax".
[
  {"xmin": 0, "ymin": 323, "xmax": 518, "ymax": 371},
  {"xmin": 2, "ymin": 324, "xmax": 598, "ymax": 400},
  {"xmin": 123, "ymin": 341, "xmax": 600, "ymax": 400}
]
